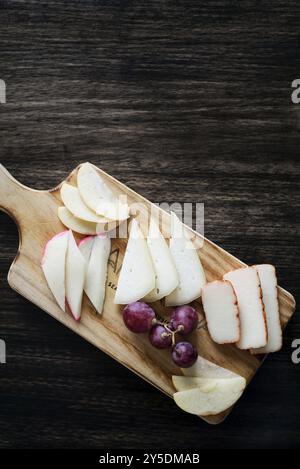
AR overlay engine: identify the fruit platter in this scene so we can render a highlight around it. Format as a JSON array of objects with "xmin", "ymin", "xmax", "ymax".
[{"xmin": 0, "ymin": 162, "xmax": 296, "ymax": 424}]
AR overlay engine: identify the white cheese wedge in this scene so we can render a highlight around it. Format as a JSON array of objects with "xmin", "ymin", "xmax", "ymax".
[
  {"xmin": 252, "ymin": 264, "xmax": 282, "ymax": 354},
  {"xmin": 65, "ymin": 230, "xmax": 86, "ymax": 320},
  {"xmin": 79, "ymin": 235, "xmax": 111, "ymax": 314},
  {"xmin": 173, "ymin": 376, "xmax": 246, "ymax": 416},
  {"xmin": 182, "ymin": 355, "xmax": 240, "ymax": 379},
  {"xmin": 223, "ymin": 267, "xmax": 267, "ymax": 349},
  {"xmin": 77, "ymin": 163, "xmax": 129, "ymax": 221},
  {"xmin": 61, "ymin": 183, "xmax": 112, "ymax": 224},
  {"xmin": 58, "ymin": 207, "xmax": 98, "ymax": 235},
  {"xmin": 114, "ymin": 219, "xmax": 155, "ymax": 304},
  {"xmin": 165, "ymin": 212, "xmax": 206, "ymax": 306},
  {"xmin": 202, "ymin": 280, "xmax": 240, "ymax": 344},
  {"xmin": 41, "ymin": 230, "xmax": 69, "ymax": 311},
  {"xmin": 144, "ymin": 218, "xmax": 178, "ymax": 302}
]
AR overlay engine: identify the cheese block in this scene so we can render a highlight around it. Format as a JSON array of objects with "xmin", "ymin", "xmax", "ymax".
[
  {"xmin": 79, "ymin": 235, "xmax": 111, "ymax": 314},
  {"xmin": 252, "ymin": 264, "xmax": 282, "ymax": 354},
  {"xmin": 202, "ymin": 280, "xmax": 240, "ymax": 344},
  {"xmin": 223, "ymin": 267, "xmax": 267, "ymax": 349},
  {"xmin": 41, "ymin": 230, "xmax": 69, "ymax": 312},
  {"xmin": 173, "ymin": 376, "xmax": 246, "ymax": 416},
  {"xmin": 77, "ymin": 163, "xmax": 129, "ymax": 221},
  {"xmin": 60, "ymin": 183, "xmax": 111, "ymax": 224},
  {"xmin": 144, "ymin": 218, "xmax": 178, "ymax": 302},
  {"xmin": 182, "ymin": 355, "xmax": 240, "ymax": 379},
  {"xmin": 114, "ymin": 219, "xmax": 155, "ymax": 304},
  {"xmin": 58, "ymin": 207, "xmax": 98, "ymax": 235},
  {"xmin": 165, "ymin": 212, "xmax": 206, "ymax": 306},
  {"xmin": 65, "ymin": 230, "xmax": 86, "ymax": 320}
]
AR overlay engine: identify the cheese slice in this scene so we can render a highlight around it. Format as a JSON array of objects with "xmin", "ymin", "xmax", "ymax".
[
  {"xmin": 77, "ymin": 163, "xmax": 129, "ymax": 221},
  {"xmin": 144, "ymin": 218, "xmax": 178, "ymax": 302},
  {"xmin": 79, "ymin": 235, "xmax": 111, "ymax": 314},
  {"xmin": 165, "ymin": 212, "xmax": 206, "ymax": 306},
  {"xmin": 223, "ymin": 267, "xmax": 267, "ymax": 349},
  {"xmin": 202, "ymin": 280, "xmax": 240, "ymax": 344},
  {"xmin": 65, "ymin": 230, "xmax": 86, "ymax": 320},
  {"xmin": 252, "ymin": 264, "xmax": 282, "ymax": 354},
  {"xmin": 114, "ymin": 219, "xmax": 155, "ymax": 304},
  {"xmin": 58, "ymin": 207, "xmax": 98, "ymax": 235}
]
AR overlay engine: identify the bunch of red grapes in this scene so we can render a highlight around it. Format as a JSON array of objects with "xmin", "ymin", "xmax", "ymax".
[{"xmin": 123, "ymin": 302, "xmax": 198, "ymax": 368}]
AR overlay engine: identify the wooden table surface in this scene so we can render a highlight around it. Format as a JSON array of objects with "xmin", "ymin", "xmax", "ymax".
[{"xmin": 0, "ymin": 1, "xmax": 299, "ymax": 449}]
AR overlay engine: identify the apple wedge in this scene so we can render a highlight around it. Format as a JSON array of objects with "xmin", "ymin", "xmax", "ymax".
[
  {"xmin": 182, "ymin": 355, "xmax": 240, "ymax": 379},
  {"xmin": 165, "ymin": 212, "xmax": 206, "ymax": 306},
  {"xmin": 77, "ymin": 163, "xmax": 129, "ymax": 221},
  {"xmin": 173, "ymin": 376, "xmax": 246, "ymax": 416},
  {"xmin": 58, "ymin": 207, "xmax": 98, "ymax": 235},
  {"xmin": 65, "ymin": 230, "xmax": 86, "ymax": 321},
  {"xmin": 144, "ymin": 218, "xmax": 178, "ymax": 302},
  {"xmin": 41, "ymin": 230, "xmax": 69, "ymax": 311},
  {"xmin": 60, "ymin": 183, "xmax": 113, "ymax": 224},
  {"xmin": 114, "ymin": 219, "xmax": 155, "ymax": 304},
  {"xmin": 79, "ymin": 235, "xmax": 111, "ymax": 314},
  {"xmin": 252, "ymin": 264, "xmax": 282, "ymax": 354}
]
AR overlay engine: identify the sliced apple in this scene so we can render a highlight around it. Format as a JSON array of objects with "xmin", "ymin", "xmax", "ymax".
[
  {"xmin": 41, "ymin": 230, "xmax": 69, "ymax": 311},
  {"xmin": 65, "ymin": 230, "xmax": 86, "ymax": 320},
  {"xmin": 144, "ymin": 218, "xmax": 178, "ymax": 302},
  {"xmin": 172, "ymin": 375, "xmax": 219, "ymax": 393},
  {"xmin": 79, "ymin": 235, "xmax": 111, "ymax": 314},
  {"xmin": 173, "ymin": 376, "xmax": 246, "ymax": 416},
  {"xmin": 182, "ymin": 355, "xmax": 240, "ymax": 379},
  {"xmin": 77, "ymin": 163, "xmax": 129, "ymax": 221},
  {"xmin": 60, "ymin": 183, "xmax": 112, "ymax": 224},
  {"xmin": 58, "ymin": 207, "xmax": 98, "ymax": 235},
  {"xmin": 165, "ymin": 212, "xmax": 206, "ymax": 306},
  {"xmin": 114, "ymin": 219, "xmax": 155, "ymax": 304}
]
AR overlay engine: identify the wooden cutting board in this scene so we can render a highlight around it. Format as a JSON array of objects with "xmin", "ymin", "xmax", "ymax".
[{"xmin": 0, "ymin": 163, "xmax": 296, "ymax": 424}]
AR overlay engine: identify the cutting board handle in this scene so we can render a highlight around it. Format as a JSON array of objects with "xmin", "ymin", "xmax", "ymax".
[{"xmin": 0, "ymin": 164, "xmax": 34, "ymax": 224}]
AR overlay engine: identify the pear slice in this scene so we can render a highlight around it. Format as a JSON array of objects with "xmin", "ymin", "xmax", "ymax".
[
  {"xmin": 165, "ymin": 212, "xmax": 206, "ymax": 306},
  {"xmin": 41, "ymin": 230, "xmax": 69, "ymax": 311},
  {"xmin": 60, "ymin": 183, "xmax": 112, "ymax": 223},
  {"xmin": 173, "ymin": 376, "xmax": 246, "ymax": 416},
  {"xmin": 65, "ymin": 230, "xmax": 86, "ymax": 321},
  {"xmin": 182, "ymin": 355, "xmax": 240, "ymax": 379},
  {"xmin": 77, "ymin": 163, "xmax": 129, "ymax": 221},
  {"xmin": 58, "ymin": 207, "xmax": 98, "ymax": 235},
  {"xmin": 172, "ymin": 376, "xmax": 219, "ymax": 393},
  {"xmin": 79, "ymin": 235, "xmax": 111, "ymax": 314},
  {"xmin": 144, "ymin": 218, "xmax": 179, "ymax": 302},
  {"xmin": 114, "ymin": 219, "xmax": 155, "ymax": 304}
]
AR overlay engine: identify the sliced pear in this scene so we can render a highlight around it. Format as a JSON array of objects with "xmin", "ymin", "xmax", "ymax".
[
  {"xmin": 114, "ymin": 219, "xmax": 155, "ymax": 304},
  {"xmin": 79, "ymin": 235, "xmax": 111, "ymax": 314},
  {"xmin": 165, "ymin": 212, "xmax": 206, "ymax": 306},
  {"xmin": 144, "ymin": 218, "xmax": 178, "ymax": 302},
  {"xmin": 60, "ymin": 183, "xmax": 111, "ymax": 223},
  {"xmin": 58, "ymin": 207, "xmax": 98, "ymax": 235},
  {"xmin": 41, "ymin": 230, "xmax": 69, "ymax": 311},
  {"xmin": 173, "ymin": 376, "xmax": 246, "ymax": 416},
  {"xmin": 182, "ymin": 355, "xmax": 240, "ymax": 379},
  {"xmin": 77, "ymin": 163, "xmax": 129, "ymax": 221},
  {"xmin": 65, "ymin": 230, "xmax": 86, "ymax": 320},
  {"xmin": 172, "ymin": 376, "xmax": 218, "ymax": 393}
]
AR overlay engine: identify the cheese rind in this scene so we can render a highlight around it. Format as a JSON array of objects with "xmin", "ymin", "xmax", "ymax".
[
  {"xmin": 202, "ymin": 280, "xmax": 240, "ymax": 344},
  {"xmin": 223, "ymin": 267, "xmax": 267, "ymax": 349},
  {"xmin": 144, "ymin": 219, "xmax": 178, "ymax": 302},
  {"xmin": 252, "ymin": 264, "xmax": 282, "ymax": 354},
  {"xmin": 165, "ymin": 213, "xmax": 206, "ymax": 306},
  {"xmin": 114, "ymin": 219, "xmax": 155, "ymax": 304}
]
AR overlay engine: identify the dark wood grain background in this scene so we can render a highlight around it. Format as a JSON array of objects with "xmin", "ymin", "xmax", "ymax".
[{"xmin": 0, "ymin": 0, "xmax": 299, "ymax": 449}]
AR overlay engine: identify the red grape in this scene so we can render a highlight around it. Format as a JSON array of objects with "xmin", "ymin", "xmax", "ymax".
[
  {"xmin": 123, "ymin": 302, "xmax": 156, "ymax": 333},
  {"xmin": 149, "ymin": 324, "xmax": 172, "ymax": 349},
  {"xmin": 172, "ymin": 341, "xmax": 198, "ymax": 368},
  {"xmin": 170, "ymin": 306, "xmax": 198, "ymax": 335}
]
